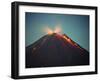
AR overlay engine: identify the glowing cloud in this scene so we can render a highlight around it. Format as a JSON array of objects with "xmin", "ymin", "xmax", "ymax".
[
  {"xmin": 44, "ymin": 24, "xmax": 62, "ymax": 35},
  {"xmin": 44, "ymin": 27, "xmax": 54, "ymax": 35},
  {"xmin": 54, "ymin": 24, "xmax": 62, "ymax": 34}
]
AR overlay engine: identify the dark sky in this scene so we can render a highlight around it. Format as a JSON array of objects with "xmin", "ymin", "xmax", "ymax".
[{"xmin": 25, "ymin": 12, "xmax": 89, "ymax": 51}]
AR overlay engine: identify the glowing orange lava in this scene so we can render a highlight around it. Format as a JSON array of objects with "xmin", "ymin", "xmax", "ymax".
[
  {"xmin": 63, "ymin": 36, "xmax": 68, "ymax": 40},
  {"xmin": 63, "ymin": 36, "xmax": 74, "ymax": 45},
  {"xmin": 48, "ymin": 30, "xmax": 54, "ymax": 35},
  {"xmin": 44, "ymin": 25, "xmax": 62, "ymax": 35},
  {"xmin": 44, "ymin": 27, "xmax": 54, "ymax": 35}
]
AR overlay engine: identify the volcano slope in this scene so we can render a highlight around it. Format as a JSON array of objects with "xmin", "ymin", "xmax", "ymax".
[{"xmin": 26, "ymin": 33, "xmax": 89, "ymax": 68}]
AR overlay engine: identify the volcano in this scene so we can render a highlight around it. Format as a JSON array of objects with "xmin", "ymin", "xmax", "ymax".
[{"xmin": 26, "ymin": 33, "xmax": 89, "ymax": 68}]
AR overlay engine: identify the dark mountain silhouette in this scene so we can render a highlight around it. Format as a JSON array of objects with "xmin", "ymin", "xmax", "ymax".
[{"xmin": 26, "ymin": 33, "xmax": 89, "ymax": 68}]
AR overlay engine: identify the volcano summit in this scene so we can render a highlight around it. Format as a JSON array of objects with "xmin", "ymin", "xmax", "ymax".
[{"xmin": 26, "ymin": 33, "xmax": 89, "ymax": 68}]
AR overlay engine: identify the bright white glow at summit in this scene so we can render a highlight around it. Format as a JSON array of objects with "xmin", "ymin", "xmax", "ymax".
[{"xmin": 44, "ymin": 25, "xmax": 62, "ymax": 35}]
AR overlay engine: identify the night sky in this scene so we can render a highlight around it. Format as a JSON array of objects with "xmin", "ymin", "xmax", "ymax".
[{"xmin": 25, "ymin": 12, "xmax": 89, "ymax": 51}]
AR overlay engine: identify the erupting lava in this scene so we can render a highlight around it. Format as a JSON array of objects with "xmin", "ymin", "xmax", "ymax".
[{"xmin": 45, "ymin": 25, "xmax": 62, "ymax": 35}]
